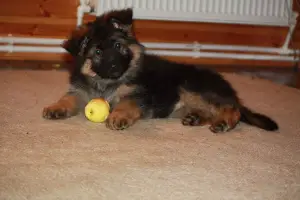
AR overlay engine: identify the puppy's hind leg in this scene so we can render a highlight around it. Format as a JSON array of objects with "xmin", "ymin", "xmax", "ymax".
[
  {"xmin": 179, "ymin": 88, "xmax": 241, "ymax": 133},
  {"xmin": 209, "ymin": 106, "xmax": 241, "ymax": 133},
  {"xmin": 179, "ymin": 89, "xmax": 215, "ymax": 127},
  {"xmin": 181, "ymin": 110, "xmax": 212, "ymax": 127}
]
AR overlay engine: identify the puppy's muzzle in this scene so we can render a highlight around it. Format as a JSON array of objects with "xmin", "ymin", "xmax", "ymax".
[{"xmin": 81, "ymin": 59, "xmax": 96, "ymax": 77}]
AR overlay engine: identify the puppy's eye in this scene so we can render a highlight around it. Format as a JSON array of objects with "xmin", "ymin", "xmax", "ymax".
[
  {"xmin": 114, "ymin": 42, "xmax": 121, "ymax": 50},
  {"xmin": 95, "ymin": 49, "xmax": 102, "ymax": 55}
]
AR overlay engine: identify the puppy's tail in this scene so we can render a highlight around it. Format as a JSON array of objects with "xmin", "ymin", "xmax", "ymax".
[{"xmin": 240, "ymin": 106, "xmax": 278, "ymax": 131}]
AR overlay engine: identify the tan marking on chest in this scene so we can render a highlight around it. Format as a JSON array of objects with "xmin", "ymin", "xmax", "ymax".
[{"xmin": 112, "ymin": 84, "xmax": 137, "ymax": 104}]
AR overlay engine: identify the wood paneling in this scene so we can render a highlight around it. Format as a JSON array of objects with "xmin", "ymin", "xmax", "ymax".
[
  {"xmin": 0, "ymin": 52, "xmax": 71, "ymax": 62},
  {"xmin": 133, "ymin": 20, "xmax": 288, "ymax": 47},
  {"xmin": 0, "ymin": 0, "xmax": 78, "ymax": 38},
  {"xmin": 0, "ymin": 15, "xmax": 289, "ymax": 47},
  {"xmin": 0, "ymin": 0, "xmax": 299, "ymax": 67},
  {"xmin": 0, "ymin": 18, "xmax": 75, "ymax": 38},
  {"xmin": 0, "ymin": 0, "xmax": 78, "ymax": 18}
]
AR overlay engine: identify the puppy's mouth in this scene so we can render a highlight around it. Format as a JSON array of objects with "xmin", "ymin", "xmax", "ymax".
[{"xmin": 81, "ymin": 59, "xmax": 96, "ymax": 77}]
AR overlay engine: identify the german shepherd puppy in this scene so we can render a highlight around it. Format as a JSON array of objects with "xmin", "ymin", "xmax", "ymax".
[
  {"xmin": 43, "ymin": 8, "xmax": 278, "ymax": 133},
  {"xmin": 43, "ymin": 8, "xmax": 135, "ymax": 121}
]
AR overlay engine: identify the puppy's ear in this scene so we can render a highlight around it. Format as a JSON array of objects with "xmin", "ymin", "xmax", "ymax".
[
  {"xmin": 110, "ymin": 18, "xmax": 123, "ymax": 29},
  {"xmin": 62, "ymin": 23, "xmax": 91, "ymax": 56},
  {"xmin": 105, "ymin": 8, "xmax": 133, "ymax": 25},
  {"xmin": 105, "ymin": 8, "xmax": 135, "ymax": 36}
]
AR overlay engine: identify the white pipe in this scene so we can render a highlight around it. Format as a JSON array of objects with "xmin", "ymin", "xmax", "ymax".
[
  {"xmin": 280, "ymin": 12, "xmax": 299, "ymax": 54},
  {"xmin": 0, "ymin": 35, "xmax": 64, "ymax": 45},
  {"xmin": 77, "ymin": 0, "xmax": 92, "ymax": 26},
  {"xmin": 0, "ymin": 45, "xmax": 298, "ymax": 62},
  {"xmin": 0, "ymin": 36, "xmax": 297, "ymax": 55},
  {"xmin": 143, "ymin": 42, "xmax": 292, "ymax": 54},
  {"xmin": 147, "ymin": 50, "xmax": 298, "ymax": 61},
  {"xmin": 0, "ymin": 45, "xmax": 66, "ymax": 53}
]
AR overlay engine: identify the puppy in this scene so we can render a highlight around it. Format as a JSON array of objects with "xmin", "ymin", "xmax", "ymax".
[
  {"xmin": 43, "ymin": 8, "xmax": 135, "ymax": 121},
  {"xmin": 43, "ymin": 8, "xmax": 278, "ymax": 133}
]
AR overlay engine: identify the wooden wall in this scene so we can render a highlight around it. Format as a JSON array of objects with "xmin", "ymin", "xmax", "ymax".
[{"xmin": 0, "ymin": 0, "xmax": 299, "ymax": 68}]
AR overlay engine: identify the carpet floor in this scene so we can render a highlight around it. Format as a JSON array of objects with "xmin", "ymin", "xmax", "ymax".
[{"xmin": 0, "ymin": 69, "xmax": 300, "ymax": 200}]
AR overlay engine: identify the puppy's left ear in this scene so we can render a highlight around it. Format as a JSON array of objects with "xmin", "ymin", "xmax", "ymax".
[
  {"xmin": 105, "ymin": 8, "xmax": 135, "ymax": 36},
  {"xmin": 106, "ymin": 8, "xmax": 133, "ymax": 25},
  {"xmin": 62, "ymin": 23, "xmax": 91, "ymax": 56}
]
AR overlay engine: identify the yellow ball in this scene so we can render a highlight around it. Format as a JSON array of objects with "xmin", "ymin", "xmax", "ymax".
[{"xmin": 84, "ymin": 98, "xmax": 110, "ymax": 123}]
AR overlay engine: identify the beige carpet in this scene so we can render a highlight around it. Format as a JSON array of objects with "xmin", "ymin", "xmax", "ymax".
[{"xmin": 1, "ymin": 69, "xmax": 300, "ymax": 200}]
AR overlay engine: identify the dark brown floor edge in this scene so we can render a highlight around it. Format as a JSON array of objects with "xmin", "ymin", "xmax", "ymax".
[{"xmin": 0, "ymin": 60, "xmax": 299, "ymax": 89}]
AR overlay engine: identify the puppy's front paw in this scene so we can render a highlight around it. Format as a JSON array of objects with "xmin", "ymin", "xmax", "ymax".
[
  {"xmin": 106, "ymin": 99, "xmax": 142, "ymax": 130},
  {"xmin": 43, "ymin": 103, "xmax": 73, "ymax": 120},
  {"xmin": 43, "ymin": 95, "xmax": 78, "ymax": 120},
  {"xmin": 106, "ymin": 111, "xmax": 133, "ymax": 130}
]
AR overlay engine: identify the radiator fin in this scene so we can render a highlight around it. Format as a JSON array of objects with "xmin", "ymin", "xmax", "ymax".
[{"xmin": 96, "ymin": 0, "xmax": 293, "ymax": 26}]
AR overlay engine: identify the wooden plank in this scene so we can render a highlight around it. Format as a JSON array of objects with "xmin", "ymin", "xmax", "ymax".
[
  {"xmin": 0, "ymin": 18, "xmax": 76, "ymax": 38},
  {"xmin": 0, "ymin": 17, "xmax": 289, "ymax": 47},
  {"xmin": 291, "ymin": 25, "xmax": 300, "ymax": 49},
  {"xmin": 85, "ymin": 14, "xmax": 289, "ymax": 47},
  {"xmin": 0, "ymin": 0, "xmax": 78, "ymax": 18},
  {"xmin": 0, "ymin": 52, "xmax": 71, "ymax": 61},
  {"xmin": 0, "ymin": 16, "xmax": 76, "ymax": 25},
  {"xmin": 0, "ymin": 23, "xmax": 74, "ymax": 38}
]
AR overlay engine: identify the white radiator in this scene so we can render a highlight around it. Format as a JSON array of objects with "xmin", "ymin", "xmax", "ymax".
[{"xmin": 95, "ymin": 0, "xmax": 294, "ymax": 26}]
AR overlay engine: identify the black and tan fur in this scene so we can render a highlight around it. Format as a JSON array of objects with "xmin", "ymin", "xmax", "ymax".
[
  {"xmin": 43, "ymin": 8, "xmax": 278, "ymax": 133},
  {"xmin": 43, "ymin": 8, "xmax": 136, "ymax": 122}
]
